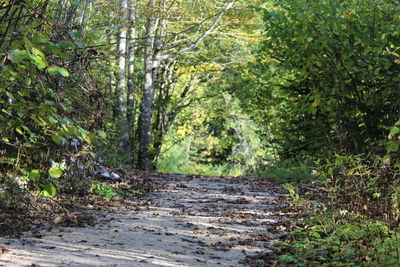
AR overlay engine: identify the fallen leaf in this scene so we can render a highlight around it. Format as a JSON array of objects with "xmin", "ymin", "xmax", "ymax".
[{"xmin": 0, "ymin": 247, "xmax": 10, "ymax": 254}]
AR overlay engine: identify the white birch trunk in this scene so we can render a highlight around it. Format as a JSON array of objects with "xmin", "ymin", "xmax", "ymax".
[
  {"xmin": 126, "ymin": 0, "xmax": 136, "ymax": 164},
  {"xmin": 116, "ymin": 0, "xmax": 129, "ymax": 150},
  {"xmin": 138, "ymin": 0, "xmax": 157, "ymax": 170}
]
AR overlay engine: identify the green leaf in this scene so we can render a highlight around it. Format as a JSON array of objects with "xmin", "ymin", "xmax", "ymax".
[
  {"xmin": 16, "ymin": 127, "xmax": 23, "ymax": 135},
  {"xmin": 309, "ymin": 231, "xmax": 321, "ymax": 239},
  {"xmin": 390, "ymin": 127, "xmax": 400, "ymax": 135},
  {"xmin": 81, "ymin": 133, "xmax": 89, "ymax": 143},
  {"xmin": 278, "ymin": 254, "xmax": 296, "ymax": 263},
  {"xmin": 8, "ymin": 49, "xmax": 29, "ymax": 63},
  {"xmin": 31, "ymin": 47, "xmax": 45, "ymax": 59},
  {"xmin": 29, "ymin": 170, "xmax": 40, "ymax": 181},
  {"xmin": 60, "ymin": 41, "xmax": 75, "ymax": 49},
  {"xmin": 5, "ymin": 91, "xmax": 14, "ymax": 99},
  {"xmin": 29, "ymin": 54, "xmax": 47, "ymax": 70},
  {"xmin": 48, "ymin": 167, "xmax": 62, "ymax": 178},
  {"xmin": 42, "ymin": 182, "xmax": 56, "ymax": 197},
  {"xmin": 51, "ymin": 134, "xmax": 64, "ymax": 144},
  {"xmin": 57, "ymin": 67, "xmax": 69, "ymax": 77},
  {"xmin": 48, "ymin": 66, "xmax": 69, "ymax": 77},
  {"xmin": 97, "ymin": 130, "xmax": 107, "ymax": 139},
  {"xmin": 1, "ymin": 64, "xmax": 17, "ymax": 76},
  {"xmin": 75, "ymin": 41, "xmax": 84, "ymax": 48},
  {"xmin": 2, "ymin": 109, "xmax": 12, "ymax": 116},
  {"xmin": 30, "ymin": 48, "xmax": 48, "ymax": 70},
  {"xmin": 383, "ymin": 154, "xmax": 391, "ymax": 163},
  {"xmin": 69, "ymin": 30, "xmax": 82, "ymax": 39},
  {"xmin": 47, "ymin": 66, "xmax": 59, "ymax": 75},
  {"xmin": 388, "ymin": 142, "xmax": 399, "ymax": 152}
]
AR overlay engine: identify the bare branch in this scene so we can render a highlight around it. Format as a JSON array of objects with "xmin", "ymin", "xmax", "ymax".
[{"xmin": 155, "ymin": 0, "xmax": 237, "ymax": 65}]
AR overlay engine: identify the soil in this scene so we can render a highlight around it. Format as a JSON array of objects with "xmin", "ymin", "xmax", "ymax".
[{"xmin": 0, "ymin": 172, "xmax": 299, "ymax": 267}]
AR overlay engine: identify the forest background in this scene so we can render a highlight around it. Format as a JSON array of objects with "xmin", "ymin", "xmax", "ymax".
[{"xmin": 1, "ymin": 0, "xmax": 400, "ymax": 265}]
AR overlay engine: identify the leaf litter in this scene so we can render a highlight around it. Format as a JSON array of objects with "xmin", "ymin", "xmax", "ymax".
[{"xmin": 0, "ymin": 171, "xmax": 306, "ymax": 266}]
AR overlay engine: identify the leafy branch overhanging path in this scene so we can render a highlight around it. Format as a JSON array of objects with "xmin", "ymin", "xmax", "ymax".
[{"xmin": 0, "ymin": 173, "xmax": 294, "ymax": 266}]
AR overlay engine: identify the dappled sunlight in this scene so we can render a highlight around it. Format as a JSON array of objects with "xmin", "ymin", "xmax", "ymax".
[{"xmin": 0, "ymin": 174, "xmax": 289, "ymax": 266}]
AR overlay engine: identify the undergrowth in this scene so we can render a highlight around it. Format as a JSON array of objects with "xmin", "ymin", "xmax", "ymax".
[
  {"xmin": 89, "ymin": 180, "xmax": 144, "ymax": 201},
  {"xmin": 277, "ymin": 154, "xmax": 400, "ymax": 266},
  {"xmin": 258, "ymin": 159, "xmax": 314, "ymax": 182},
  {"xmin": 279, "ymin": 209, "xmax": 400, "ymax": 266}
]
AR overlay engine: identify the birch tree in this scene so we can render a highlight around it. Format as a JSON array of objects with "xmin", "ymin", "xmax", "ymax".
[
  {"xmin": 137, "ymin": 0, "xmax": 158, "ymax": 170},
  {"xmin": 137, "ymin": 0, "xmax": 237, "ymax": 170},
  {"xmin": 126, "ymin": 0, "xmax": 137, "ymax": 163},
  {"xmin": 115, "ymin": 0, "xmax": 129, "ymax": 151}
]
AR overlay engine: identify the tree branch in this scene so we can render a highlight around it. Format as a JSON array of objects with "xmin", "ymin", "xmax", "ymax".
[{"xmin": 155, "ymin": 0, "xmax": 237, "ymax": 65}]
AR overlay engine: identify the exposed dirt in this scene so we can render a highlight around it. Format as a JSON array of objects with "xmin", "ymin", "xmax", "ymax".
[{"xmin": 0, "ymin": 172, "xmax": 299, "ymax": 267}]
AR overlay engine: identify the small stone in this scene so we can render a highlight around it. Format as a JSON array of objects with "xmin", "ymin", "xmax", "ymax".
[
  {"xmin": 110, "ymin": 172, "xmax": 120, "ymax": 180},
  {"xmin": 101, "ymin": 171, "xmax": 110, "ymax": 178}
]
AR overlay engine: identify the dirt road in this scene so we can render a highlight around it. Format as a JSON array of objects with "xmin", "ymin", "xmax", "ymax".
[{"xmin": 0, "ymin": 174, "xmax": 291, "ymax": 266}]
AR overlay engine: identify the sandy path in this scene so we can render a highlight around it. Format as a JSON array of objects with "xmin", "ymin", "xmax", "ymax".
[{"xmin": 0, "ymin": 174, "xmax": 289, "ymax": 266}]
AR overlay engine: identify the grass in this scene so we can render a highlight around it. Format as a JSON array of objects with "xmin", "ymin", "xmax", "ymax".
[{"xmin": 259, "ymin": 162, "xmax": 313, "ymax": 182}]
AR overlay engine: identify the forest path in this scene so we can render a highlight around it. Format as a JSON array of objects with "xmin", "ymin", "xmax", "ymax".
[{"xmin": 0, "ymin": 173, "xmax": 291, "ymax": 266}]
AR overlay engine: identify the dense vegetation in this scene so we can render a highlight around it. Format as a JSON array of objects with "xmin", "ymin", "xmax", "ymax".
[{"xmin": 1, "ymin": 0, "xmax": 400, "ymax": 265}]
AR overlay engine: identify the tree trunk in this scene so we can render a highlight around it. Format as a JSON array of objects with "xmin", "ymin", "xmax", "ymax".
[
  {"xmin": 137, "ymin": 0, "xmax": 158, "ymax": 171},
  {"xmin": 152, "ymin": 60, "xmax": 176, "ymax": 163},
  {"xmin": 126, "ymin": 0, "xmax": 136, "ymax": 165},
  {"xmin": 79, "ymin": 0, "xmax": 90, "ymax": 27},
  {"xmin": 116, "ymin": 0, "xmax": 129, "ymax": 152}
]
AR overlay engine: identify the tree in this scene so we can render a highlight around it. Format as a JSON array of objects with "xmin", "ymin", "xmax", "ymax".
[
  {"xmin": 137, "ymin": 0, "xmax": 238, "ymax": 170},
  {"xmin": 126, "ymin": 0, "xmax": 137, "ymax": 163},
  {"xmin": 137, "ymin": 0, "xmax": 158, "ymax": 171},
  {"xmin": 251, "ymin": 0, "xmax": 400, "ymax": 158},
  {"xmin": 115, "ymin": 0, "xmax": 129, "ymax": 150}
]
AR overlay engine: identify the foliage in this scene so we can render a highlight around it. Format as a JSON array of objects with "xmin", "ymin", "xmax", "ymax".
[
  {"xmin": 277, "ymin": 153, "xmax": 400, "ymax": 266},
  {"xmin": 279, "ymin": 210, "xmax": 400, "ymax": 266},
  {"xmin": 232, "ymin": 0, "xmax": 400, "ymax": 159},
  {"xmin": 0, "ymin": 0, "xmax": 266, "ymax": 204},
  {"xmin": 317, "ymin": 154, "xmax": 400, "ymax": 224},
  {"xmin": 89, "ymin": 180, "xmax": 143, "ymax": 201},
  {"xmin": 258, "ymin": 160, "xmax": 314, "ymax": 182},
  {"xmin": 0, "ymin": 0, "xmax": 108, "ymax": 200},
  {"xmin": 2, "ymin": 2, "xmax": 400, "ymax": 266},
  {"xmin": 157, "ymin": 91, "xmax": 267, "ymax": 176},
  {"xmin": 157, "ymin": 139, "xmax": 229, "ymax": 176},
  {"xmin": 89, "ymin": 181, "xmax": 118, "ymax": 201},
  {"xmin": 248, "ymin": 2, "xmax": 400, "ymax": 265}
]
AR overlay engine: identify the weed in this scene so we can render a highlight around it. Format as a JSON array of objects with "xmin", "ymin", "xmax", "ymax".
[{"xmin": 89, "ymin": 181, "xmax": 117, "ymax": 200}]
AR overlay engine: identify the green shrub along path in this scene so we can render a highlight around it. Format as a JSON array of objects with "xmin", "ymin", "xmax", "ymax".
[{"xmin": 0, "ymin": 171, "xmax": 298, "ymax": 267}]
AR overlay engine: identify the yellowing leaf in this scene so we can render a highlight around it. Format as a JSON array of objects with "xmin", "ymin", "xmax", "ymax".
[
  {"xmin": 54, "ymin": 216, "xmax": 63, "ymax": 224},
  {"xmin": 49, "ymin": 167, "xmax": 62, "ymax": 178}
]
